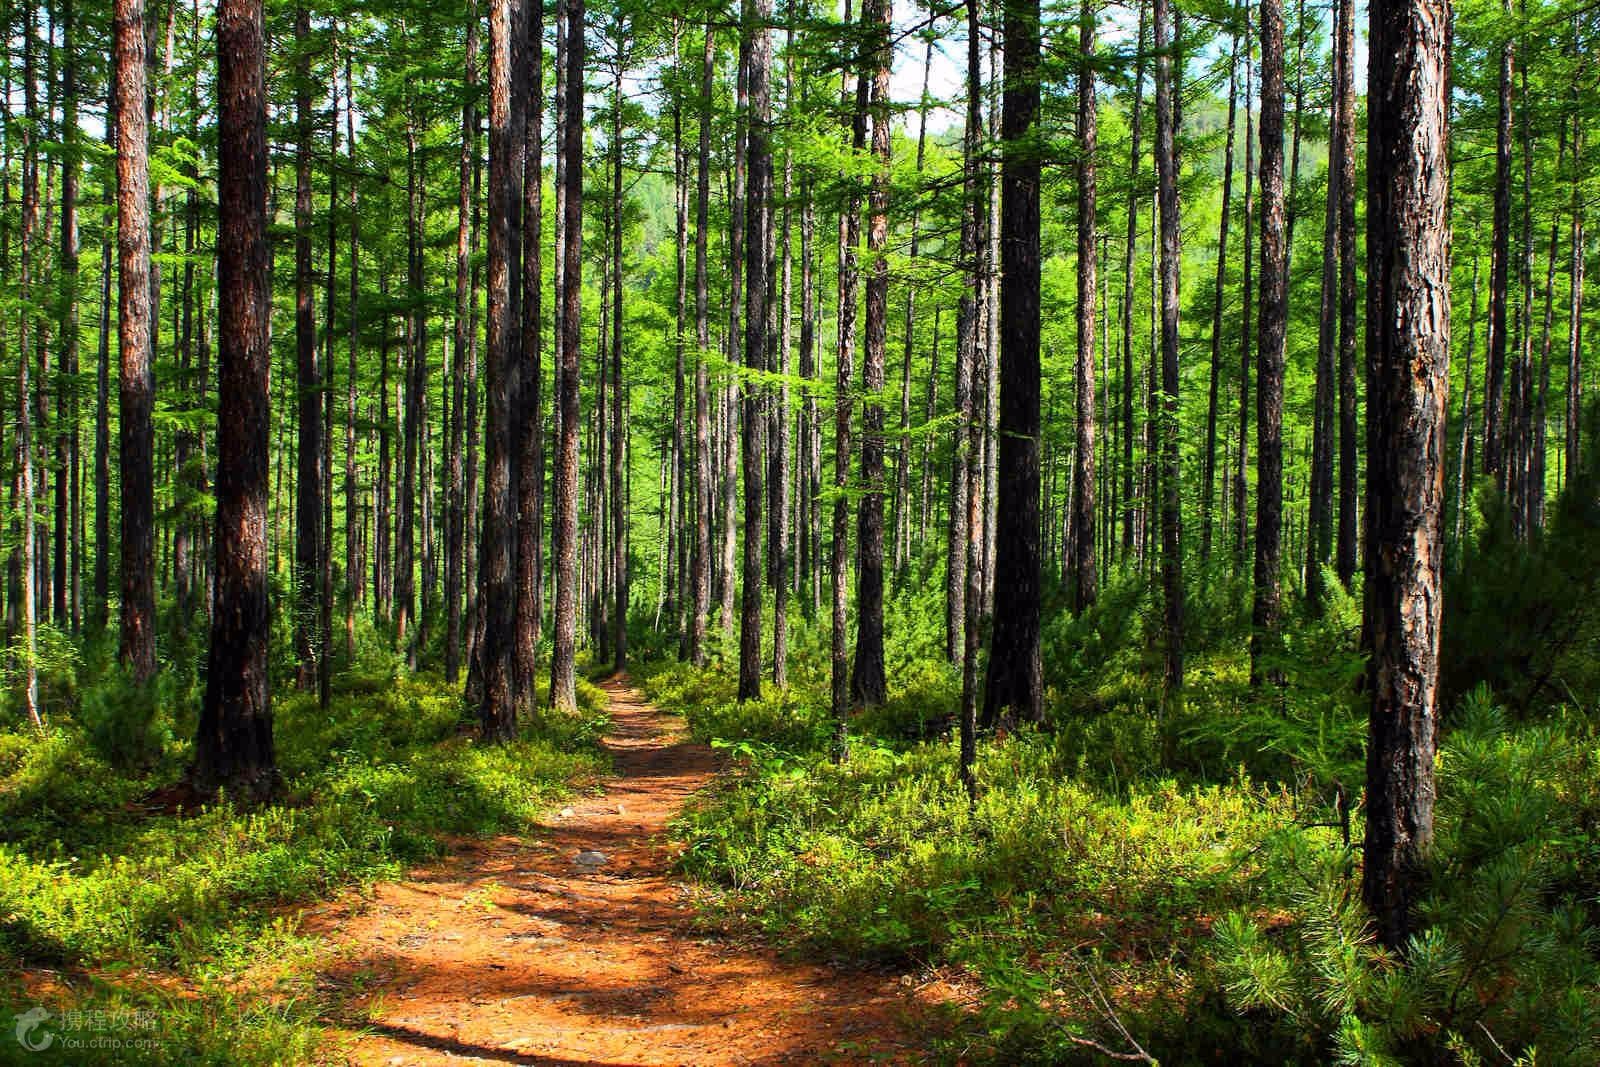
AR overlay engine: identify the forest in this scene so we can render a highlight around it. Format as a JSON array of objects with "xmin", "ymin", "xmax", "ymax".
[{"xmin": 0, "ymin": 0, "xmax": 1597, "ymax": 1058}]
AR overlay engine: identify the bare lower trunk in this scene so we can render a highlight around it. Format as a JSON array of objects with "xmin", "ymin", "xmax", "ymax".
[
  {"xmin": 1362, "ymin": 0, "xmax": 1449, "ymax": 949},
  {"xmin": 114, "ymin": 0, "xmax": 157, "ymax": 684},
  {"xmin": 982, "ymin": 0, "xmax": 1043, "ymax": 727},
  {"xmin": 194, "ymin": 0, "xmax": 276, "ymax": 802}
]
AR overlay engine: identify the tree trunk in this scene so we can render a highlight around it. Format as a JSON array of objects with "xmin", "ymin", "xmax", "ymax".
[
  {"xmin": 771, "ymin": 24, "xmax": 797, "ymax": 687},
  {"xmin": 448, "ymin": 2, "xmax": 479, "ymax": 685},
  {"xmin": 59, "ymin": 0, "xmax": 81, "ymax": 632},
  {"xmin": 1154, "ymin": 0, "xmax": 1184, "ymax": 707},
  {"xmin": 893, "ymin": 42, "xmax": 932, "ymax": 579},
  {"xmin": 982, "ymin": 0, "xmax": 1043, "ymax": 727},
  {"xmin": 1203, "ymin": 34, "xmax": 1238, "ymax": 566},
  {"xmin": 1119, "ymin": 0, "xmax": 1147, "ymax": 560},
  {"xmin": 1362, "ymin": 0, "xmax": 1449, "ymax": 950},
  {"xmin": 832, "ymin": 3, "xmax": 867, "ymax": 757},
  {"xmin": 114, "ymin": 0, "xmax": 157, "ymax": 684},
  {"xmin": 93, "ymin": 102, "xmax": 114, "ymax": 634},
  {"xmin": 479, "ymin": 0, "xmax": 527, "ymax": 739},
  {"xmin": 1334, "ymin": 0, "xmax": 1358, "ymax": 586},
  {"xmin": 1251, "ymin": 0, "xmax": 1287, "ymax": 687},
  {"xmin": 849, "ymin": 0, "xmax": 889, "ymax": 710},
  {"xmin": 611, "ymin": 60, "xmax": 628, "ymax": 673},
  {"xmin": 517, "ymin": 0, "xmax": 544, "ymax": 700},
  {"xmin": 1236, "ymin": 38, "xmax": 1255, "ymax": 570},
  {"xmin": 1307, "ymin": 0, "xmax": 1339, "ymax": 611},
  {"xmin": 194, "ymin": 0, "xmax": 276, "ymax": 803},
  {"xmin": 293, "ymin": 3, "xmax": 323, "ymax": 690},
  {"xmin": 956, "ymin": 0, "xmax": 985, "ymax": 793},
  {"xmin": 376, "ymin": 271, "xmax": 393, "ymax": 626},
  {"xmin": 1483, "ymin": 3, "xmax": 1512, "ymax": 487},
  {"xmin": 1568, "ymin": 105, "xmax": 1584, "ymax": 481},
  {"xmin": 550, "ymin": 0, "xmax": 584, "ymax": 712},
  {"xmin": 1071, "ymin": 0, "xmax": 1097, "ymax": 611},
  {"xmin": 688, "ymin": 25, "xmax": 714, "ymax": 667},
  {"xmin": 344, "ymin": 43, "xmax": 360, "ymax": 659}
]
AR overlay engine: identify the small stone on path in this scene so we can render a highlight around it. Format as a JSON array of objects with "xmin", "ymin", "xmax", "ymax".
[{"xmin": 575, "ymin": 850, "xmax": 609, "ymax": 868}]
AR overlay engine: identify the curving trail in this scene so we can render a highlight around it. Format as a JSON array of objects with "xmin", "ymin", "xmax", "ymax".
[{"xmin": 315, "ymin": 675, "xmax": 942, "ymax": 1066}]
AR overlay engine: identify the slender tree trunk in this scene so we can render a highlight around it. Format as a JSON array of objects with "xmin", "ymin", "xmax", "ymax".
[
  {"xmin": 344, "ymin": 44, "xmax": 359, "ymax": 658},
  {"xmin": 611, "ymin": 59, "xmax": 627, "ymax": 673},
  {"xmin": 1334, "ymin": 0, "xmax": 1358, "ymax": 586},
  {"xmin": 93, "ymin": 102, "xmax": 114, "ymax": 634},
  {"xmin": 688, "ymin": 25, "xmax": 714, "ymax": 667},
  {"xmin": 194, "ymin": 0, "xmax": 276, "ymax": 802},
  {"xmin": 1203, "ymin": 34, "xmax": 1238, "ymax": 566},
  {"xmin": 1483, "ymin": 3, "xmax": 1512, "ymax": 487},
  {"xmin": 1071, "ymin": 0, "xmax": 1097, "ymax": 611},
  {"xmin": 14, "ymin": 12, "xmax": 41, "ymax": 729},
  {"xmin": 723, "ymin": 46, "xmax": 747, "ymax": 656},
  {"xmin": 832, "ymin": 1, "xmax": 867, "ymax": 757},
  {"xmin": 1154, "ymin": 0, "xmax": 1183, "ymax": 707},
  {"xmin": 114, "ymin": 0, "xmax": 157, "ymax": 684},
  {"xmin": 517, "ymin": 0, "xmax": 544, "ymax": 699},
  {"xmin": 982, "ymin": 0, "xmax": 1044, "ymax": 727},
  {"xmin": 849, "ymin": 0, "xmax": 890, "ymax": 710},
  {"xmin": 1455, "ymin": 247, "xmax": 1480, "ymax": 549},
  {"xmin": 293, "ymin": 4, "xmax": 323, "ymax": 690},
  {"xmin": 376, "ymin": 271, "xmax": 393, "ymax": 626},
  {"xmin": 1568, "ymin": 106, "xmax": 1584, "ymax": 480},
  {"xmin": 893, "ymin": 42, "xmax": 933, "ymax": 578},
  {"xmin": 1251, "ymin": 0, "xmax": 1287, "ymax": 687},
  {"xmin": 448, "ymin": 3, "xmax": 479, "ymax": 685},
  {"xmin": 480, "ymin": 0, "xmax": 527, "ymax": 739},
  {"xmin": 1308, "ymin": 5, "xmax": 1339, "ymax": 610},
  {"xmin": 550, "ymin": 0, "xmax": 584, "ymax": 712},
  {"xmin": 59, "ymin": 0, "xmax": 80, "ymax": 632},
  {"xmin": 955, "ymin": 0, "xmax": 985, "ymax": 791},
  {"xmin": 1362, "ymin": 0, "xmax": 1449, "ymax": 950},
  {"xmin": 946, "ymin": 32, "xmax": 984, "ymax": 662},
  {"xmin": 670, "ymin": 26, "xmax": 689, "ymax": 653},
  {"xmin": 1531, "ymin": 123, "xmax": 1563, "ymax": 532},
  {"xmin": 771, "ymin": 24, "xmax": 796, "ymax": 687},
  {"xmin": 1120, "ymin": 0, "xmax": 1147, "ymax": 560},
  {"xmin": 396, "ymin": 122, "xmax": 420, "ymax": 652}
]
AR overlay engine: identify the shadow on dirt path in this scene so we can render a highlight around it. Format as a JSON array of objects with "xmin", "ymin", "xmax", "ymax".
[{"xmin": 314, "ymin": 674, "xmax": 948, "ymax": 1066}]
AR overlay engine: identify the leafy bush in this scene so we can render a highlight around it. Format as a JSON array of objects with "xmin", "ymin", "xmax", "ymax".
[{"xmin": 1212, "ymin": 688, "xmax": 1600, "ymax": 1065}]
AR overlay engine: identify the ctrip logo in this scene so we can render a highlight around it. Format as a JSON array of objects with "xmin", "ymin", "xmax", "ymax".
[{"xmin": 13, "ymin": 1006, "xmax": 53, "ymax": 1052}]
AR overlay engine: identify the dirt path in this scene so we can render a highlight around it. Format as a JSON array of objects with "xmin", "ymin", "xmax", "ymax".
[{"xmin": 316, "ymin": 676, "xmax": 943, "ymax": 1066}]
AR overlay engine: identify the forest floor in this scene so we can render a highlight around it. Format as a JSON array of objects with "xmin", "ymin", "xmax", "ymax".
[{"xmin": 311, "ymin": 675, "xmax": 953, "ymax": 1066}]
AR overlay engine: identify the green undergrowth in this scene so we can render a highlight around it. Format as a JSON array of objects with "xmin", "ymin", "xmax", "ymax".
[
  {"xmin": 0, "ymin": 626, "xmax": 610, "ymax": 1065},
  {"xmin": 638, "ymin": 573, "xmax": 1600, "ymax": 1065}
]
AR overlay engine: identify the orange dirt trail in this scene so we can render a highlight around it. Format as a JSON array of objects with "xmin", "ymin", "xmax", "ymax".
[{"xmin": 317, "ymin": 675, "xmax": 943, "ymax": 1066}]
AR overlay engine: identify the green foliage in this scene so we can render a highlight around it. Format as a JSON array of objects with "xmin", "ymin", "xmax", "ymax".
[
  {"xmin": 0, "ymin": 660, "xmax": 608, "ymax": 1060},
  {"xmin": 1444, "ymin": 422, "xmax": 1600, "ymax": 714},
  {"xmin": 650, "ymin": 572, "xmax": 1598, "ymax": 1063},
  {"xmin": 1212, "ymin": 689, "xmax": 1600, "ymax": 1065}
]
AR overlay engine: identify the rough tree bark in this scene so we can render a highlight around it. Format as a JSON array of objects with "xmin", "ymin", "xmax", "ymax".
[
  {"xmin": 293, "ymin": 3, "xmax": 323, "ymax": 691},
  {"xmin": 194, "ymin": 0, "xmax": 276, "ymax": 802},
  {"xmin": 850, "ymin": 0, "xmax": 890, "ymax": 710},
  {"xmin": 1203, "ymin": 33, "xmax": 1238, "ymax": 566},
  {"xmin": 479, "ymin": 0, "xmax": 527, "ymax": 739},
  {"xmin": 550, "ymin": 0, "xmax": 584, "ymax": 713},
  {"xmin": 1071, "ymin": 0, "xmax": 1097, "ymax": 611},
  {"xmin": 688, "ymin": 25, "xmax": 714, "ymax": 667},
  {"xmin": 982, "ymin": 0, "xmax": 1044, "ymax": 727},
  {"xmin": 1251, "ymin": 0, "xmax": 1287, "ymax": 687},
  {"xmin": 1362, "ymin": 0, "xmax": 1449, "ymax": 951},
  {"xmin": 738, "ymin": 0, "xmax": 772, "ymax": 702},
  {"xmin": 114, "ymin": 0, "xmax": 157, "ymax": 684},
  {"xmin": 1154, "ymin": 0, "xmax": 1184, "ymax": 707}
]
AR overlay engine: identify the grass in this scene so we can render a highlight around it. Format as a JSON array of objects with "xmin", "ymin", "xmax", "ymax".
[
  {"xmin": 635, "ymin": 570, "xmax": 1600, "ymax": 1065},
  {"xmin": 0, "ymin": 626, "xmax": 611, "ymax": 1065}
]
